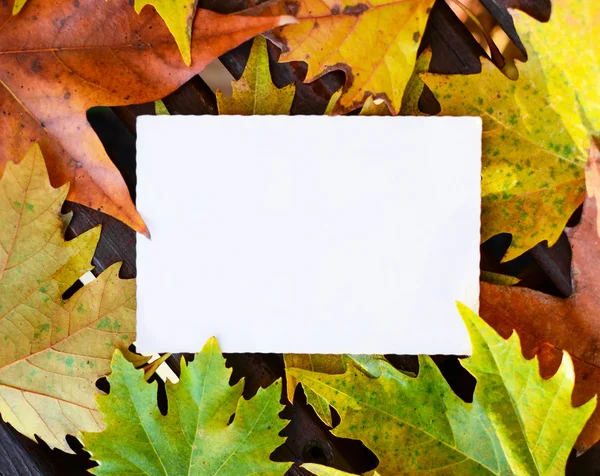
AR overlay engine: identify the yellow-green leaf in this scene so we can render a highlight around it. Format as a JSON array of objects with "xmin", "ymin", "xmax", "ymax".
[
  {"xmin": 217, "ymin": 36, "xmax": 295, "ymax": 115},
  {"xmin": 135, "ymin": 0, "xmax": 199, "ymax": 66},
  {"xmin": 515, "ymin": 0, "xmax": 598, "ymax": 152},
  {"xmin": 154, "ymin": 99, "xmax": 170, "ymax": 115},
  {"xmin": 82, "ymin": 338, "xmax": 290, "ymax": 475},
  {"xmin": 270, "ymin": 0, "xmax": 435, "ymax": 114},
  {"xmin": 422, "ymin": 0, "xmax": 598, "ymax": 261},
  {"xmin": 284, "ymin": 354, "xmax": 387, "ymax": 426},
  {"xmin": 422, "ymin": 53, "xmax": 586, "ymax": 261},
  {"xmin": 0, "ymin": 145, "xmax": 136, "ymax": 452},
  {"xmin": 290, "ymin": 305, "xmax": 595, "ymax": 474}
]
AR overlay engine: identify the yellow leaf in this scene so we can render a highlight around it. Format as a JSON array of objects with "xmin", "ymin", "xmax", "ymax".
[
  {"xmin": 421, "ymin": 0, "xmax": 598, "ymax": 261},
  {"xmin": 422, "ymin": 54, "xmax": 586, "ymax": 261},
  {"xmin": 0, "ymin": 145, "xmax": 136, "ymax": 452},
  {"xmin": 514, "ymin": 0, "xmax": 599, "ymax": 151},
  {"xmin": 12, "ymin": 0, "xmax": 27, "ymax": 15},
  {"xmin": 271, "ymin": 0, "xmax": 435, "ymax": 114},
  {"xmin": 135, "ymin": 0, "xmax": 199, "ymax": 66},
  {"xmin": 217, "ymin": 36, "xmax": 295, "ymax": 115},
  {"xmin": 285, "ymin": 353, "xmax": 387, "ymax": 426}
]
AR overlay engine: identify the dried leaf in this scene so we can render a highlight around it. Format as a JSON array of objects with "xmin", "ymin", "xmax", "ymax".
[
  {"xmin": 81, "ymin": 339, "xmax": 290, "ymax": 475},
  {"xmin": 480, "ymin": 139, "xmax": 600, "ymax": 452},
  {"xmin": 291, "ymin": 304, "xmax": 594, "ymax": 474},
  {"xmin": 0, "ymin": 145, "xmax": 136, "ymax": 452},
  {"xmin": 269, "ymin": 0, "xmax": 435, "ymax": 114},
  {"xmin": 0, "ymin": 0, "xmax": 293, "ymax": 234},
  {"xmin": 217, "ymin": 36, "xmax": 295, "ymax": 115}
]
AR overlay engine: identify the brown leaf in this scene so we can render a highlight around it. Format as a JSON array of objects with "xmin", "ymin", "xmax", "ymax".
[
  {"xmin": 480, "ymin": 137, "xmax": 600, "ymax": 453},
  {"xmin": 0, "ymin": 0, "xmax": 292, "ymax": 235}
]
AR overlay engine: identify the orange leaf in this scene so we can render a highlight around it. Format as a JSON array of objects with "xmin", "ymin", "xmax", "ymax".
[
  {"xmin": 481, "ymin": 137, "xmax": 600, "ymax": 453},
  {"xmin": 0, "ymin": 0, "xmax": 292, "ymax": 234}
]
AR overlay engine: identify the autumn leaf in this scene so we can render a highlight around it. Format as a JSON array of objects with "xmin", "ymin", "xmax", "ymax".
[
  {"xmin": 135, "ymin": 0, "xmax": 199, "ymax": 66},
  {"xmin": 0, "ymin": 144, "xmax": 136, "ymax": 453},
  {"xmin": 217, "ymin": 36, "xmax": 295, "ymax": 115},
  {"xmin": 0, "ymin": 0, "xmax": 293, "ymax": 235},
  {"xmin": 421, "ymin": 0, "xmax": 598, "ymax": 261},
  {"xmin": 290, "ymin": 304, "xmax": 594, "ymax": 474},
  {"xmin": 11, "ymin": 0, "xmax": 26, "ymax": 15},
  {"xmin": 284, "ymin": 354, "xmax": 387, "ymax": 426},
  {"xmin": 480, "ymin": 139, "xmax": 600, "ymax": 452},
  {"xmin": 81, "ymin": 338, "xmax": 290, "ymax": 475},
  {"xmin": 422, "ymin": 53, "xmax": 586, "ymax": 261},
  {"xmin": 266, "ymin": 0, "xmax": 435, "ymax": 114},
  {"xmin": 513, "ymin": 0, "xmax": 599, "ymax": 153}
]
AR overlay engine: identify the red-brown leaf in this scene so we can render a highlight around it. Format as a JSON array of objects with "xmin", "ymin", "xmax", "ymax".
[{"xmin": 481, "ymin": 138, "xmax": 600, "ymax": 452}]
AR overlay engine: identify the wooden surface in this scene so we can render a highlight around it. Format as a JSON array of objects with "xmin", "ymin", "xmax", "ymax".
[{"xmin": 1, "ymin": 0, "xmax": 598, "ymax": 473}]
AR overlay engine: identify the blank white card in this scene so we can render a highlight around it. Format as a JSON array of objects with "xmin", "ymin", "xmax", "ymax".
[{"xmin": 136, "ymin": 116, "xmax": 481, "ymax": 355}]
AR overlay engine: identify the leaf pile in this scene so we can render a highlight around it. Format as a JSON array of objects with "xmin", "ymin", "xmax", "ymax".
[{"xmin": 1, "ymin": 0, "xmax": 600, "ymax": 472}]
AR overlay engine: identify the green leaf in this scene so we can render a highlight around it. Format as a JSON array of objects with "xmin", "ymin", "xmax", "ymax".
[
  {"xmin": 217, "ymin": 36, "xmax": 295, "ymax": 115},
  {"xmin": 290, "ymin": 304, "xmax": 595, "ymax": 474},
  {"xmin": 0, "ymin": 144, "xmax": 136, "ymax": 453},
  {"xmin": 82, "ymin": 338, "xmax": 290, "ymax": 475},
  {"xmin": 154, "ymin": 99, "xmax": 170, "ymax": 116}
]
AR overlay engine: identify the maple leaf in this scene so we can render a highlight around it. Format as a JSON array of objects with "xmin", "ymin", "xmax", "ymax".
[
  {"xmin": 217, "ymin": 36, "xmax": 295, "ymax": 115},
  {"xmin": 290, "ymin": 304, "xmax": 595, "ymax": 474},
  {"xmin": 512, "ymin": 0, "xmax": 599, "ymax": 153},
  {"xmin": 480, "ymin": 139, "xmax": 600, "ymax": 452},
  {"xmin": 266, "ymin": 0, "xmax": 435, "ymax": 115},
  {"xmin": 422, "ymin": 55, "xmax": 586, "ymax": 262},
  {"xmin": 284, "ymin": 354, "xmax": 387, "ymax": 426},
  {"xmin": 421, "ymin": 0, "xmax": 598, "ymax": 261},
  {"xmin": 0, "ymin": 0, "xmax": 293, "ymax": 236},
  {"xmin": 0, "ymin": 144, "xmax": 136, "ymax": 453},
  {"xmin": 81, "ymin": 338, "xmax": 290, "ymax": 475}
]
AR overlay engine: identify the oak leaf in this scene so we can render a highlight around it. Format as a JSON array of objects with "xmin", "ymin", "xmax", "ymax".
[
  {"xmin": 480, "ymin": 139, "xmax": 600, "ymax": 452},
  {"xmin": 0, "ymin": 145, "xmax": 136, "ymax": 453},
  {"xmin": 0, "ymin": 0, "xmax": 292, "ymax": 235},
  {"xmin": 81, "ymin": 338, "xmax": 290, "ymax": 475},
  {"xmin": 267, "ymin": 0, "xmax": 435, "ymax": 114},
  {"xmin": 290, "ymin": 304, "xmax": 594, "ymax": 474}
]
